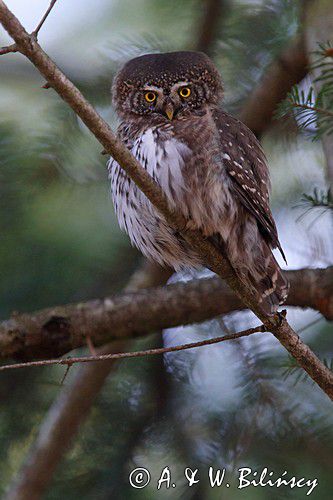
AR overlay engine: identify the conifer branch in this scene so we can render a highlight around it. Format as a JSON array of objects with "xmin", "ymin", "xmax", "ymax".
[{"xmin": 0, "ymin": 0, "xmax": 332, "ymax": 402}]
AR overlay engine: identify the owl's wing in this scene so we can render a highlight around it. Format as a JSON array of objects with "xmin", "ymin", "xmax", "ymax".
[{"xmin": 213, "ymin": 109, "xmax": 286, "ymax": 262}]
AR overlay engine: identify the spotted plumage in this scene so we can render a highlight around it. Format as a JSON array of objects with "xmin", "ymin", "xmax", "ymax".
[{"xmin": 108, "ymin": 51, "xmax": 289, "ymax": 314}]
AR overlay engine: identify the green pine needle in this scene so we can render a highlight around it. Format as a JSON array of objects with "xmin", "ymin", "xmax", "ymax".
[{"xmin": 277, "ymin": 42, "xmax": 333, "ymax": 139}]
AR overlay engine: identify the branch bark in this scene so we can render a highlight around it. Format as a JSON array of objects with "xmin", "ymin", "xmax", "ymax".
[{"xmin": 1, "ymin": 267, "xmax": 332, "ymax": 362}]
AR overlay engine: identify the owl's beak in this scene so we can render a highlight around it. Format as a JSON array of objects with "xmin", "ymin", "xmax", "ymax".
[{"xmin": 164, "ymin": 101, "xmax": 174, "ymax": 120}]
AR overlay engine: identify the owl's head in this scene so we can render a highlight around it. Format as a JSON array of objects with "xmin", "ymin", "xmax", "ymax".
[{"xmin": 112, "ymin": 51, "xmax": 223, "ymax": 121}]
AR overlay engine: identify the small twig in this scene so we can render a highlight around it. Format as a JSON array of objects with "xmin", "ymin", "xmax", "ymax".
[
  {"xmin": 33, "ymin": 0, "xmax": 58, "ymax": 38},
  {"xmin": 0, "ymin": 0, "xmax": 57, "ymax": 57},
  {"xmin": 0, "ymin": 41, "xmax": 16, "ymax": 55},
  {"xmin": 86, "ymin": 335, "xmax": 97, "ymax": 356},
  {"xmin": 0, "ymin": 325, "xmax": 265, "ymax": 372},
  {"xmin": 287, "ymin": 99, "xmax": 333, "ymax": 118},
  {"xmin": 60, "ymin": 363, "xmax": 72, "ymax": 385},
  {"xmin": 0, "ymin": 0, "xmax": 57, "ymax": 56}
]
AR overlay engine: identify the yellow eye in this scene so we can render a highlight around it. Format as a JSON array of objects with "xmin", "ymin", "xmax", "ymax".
[
  {"xmin": 179, "ymin": 87, "xmax": 191, "ymax": 98},
  {"xmin": 144, "ymin": 91, "xmax": 157, "ymax": 103}
]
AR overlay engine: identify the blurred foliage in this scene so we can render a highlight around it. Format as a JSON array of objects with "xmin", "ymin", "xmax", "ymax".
[
  {"xmin": 278, "ymin": 42, "xmax": 333, "ymax": 214},
  {"xmin": 0, "ymin": 0, "xmax": 333, "ymax": 499},
  {"xmin": 278, "ymin": 42, "xmax": 333, "ymax": 139},
  {"xmin": 296, "ymin": 187, "xmax": 333, "ymax": 223},
  {"xmin": 215, "ymin": 0, "xmax": 300, "ymax": 111}
]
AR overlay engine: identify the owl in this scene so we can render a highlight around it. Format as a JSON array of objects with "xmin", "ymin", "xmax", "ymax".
[{"xmin": 108, "ymin": 51, "xmax": 289, "ymax": 314}]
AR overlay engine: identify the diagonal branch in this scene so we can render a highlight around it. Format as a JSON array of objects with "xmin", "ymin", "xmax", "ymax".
[
  {"xmin": 0, "ymin": 0, "xmax": 332, "ymax": 400},
  {"xmin": 1, "ymin": 266, "xmax": 332, "ymax": 362}
]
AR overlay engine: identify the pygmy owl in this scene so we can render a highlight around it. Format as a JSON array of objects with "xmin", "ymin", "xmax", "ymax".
[{"xmin": 108, "ymin": 51, "xmax": 288, "ymax": 314}]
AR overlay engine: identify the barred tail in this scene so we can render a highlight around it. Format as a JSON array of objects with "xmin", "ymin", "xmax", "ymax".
[
  {"xmin": 211, "ymin": 234, "xmax": 289, "ymax": 315},
  {"xmin": 234, "ymin": 243, "xmax": 289, "ymax": 316},
  {"xmin": 252, "ymin": 244, "xmax": 289, "ymax": 315}
]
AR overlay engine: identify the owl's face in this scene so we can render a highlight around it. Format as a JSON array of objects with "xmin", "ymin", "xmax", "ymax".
[{"xmin": 112, "ymin": 51, "xmax": 223, "ymax": 121}]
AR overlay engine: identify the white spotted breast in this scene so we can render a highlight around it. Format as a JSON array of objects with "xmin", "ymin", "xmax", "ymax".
[{"xmin": 107, "ymin": 127, "xmax": 198, "ymax": 267}]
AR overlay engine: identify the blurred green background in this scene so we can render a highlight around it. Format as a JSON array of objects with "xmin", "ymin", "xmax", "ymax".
[{"xmin": 0, "ymin": 0, "xmax": 332, "ymax": 498}]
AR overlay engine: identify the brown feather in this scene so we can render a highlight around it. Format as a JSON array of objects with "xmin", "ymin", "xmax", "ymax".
[{"xmin": 213, "ymin": 109, "xmax": 286, "ymax": 263}]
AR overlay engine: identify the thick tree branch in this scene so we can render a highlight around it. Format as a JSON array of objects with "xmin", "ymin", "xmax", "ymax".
[
  {"xmin": 240, "ymin": 35, "xmax": 309, "ymax": 137},
  {"xmin": 0, "ymin": 267, "xmax": 332, "ymax": 362},
  {"xmin": 0, "ymin": 0, "xmax": 332, "ymax": 400}
]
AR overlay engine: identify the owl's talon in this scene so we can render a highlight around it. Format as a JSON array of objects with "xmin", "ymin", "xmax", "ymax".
[{"xmin": 276, "ymin": 309, "xmax": 287, "ymax": 326}]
